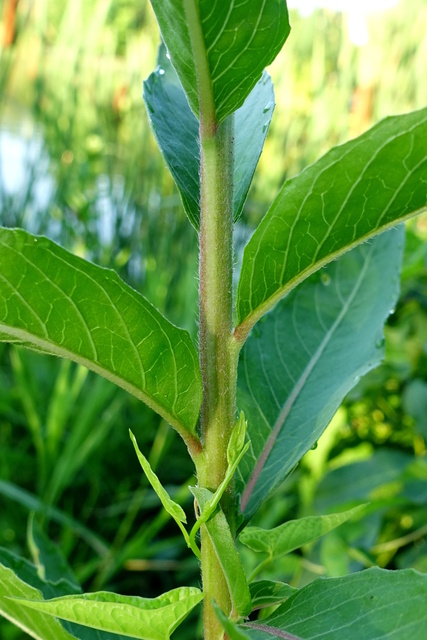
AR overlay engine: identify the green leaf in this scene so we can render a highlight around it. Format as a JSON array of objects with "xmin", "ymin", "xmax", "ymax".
[
  {"xmin": 0, "ymin": 550, "xmax": 142, "ymax": 640},
  {"xmin": 143, "ymin": 56, "xmax": 200, "ymax": 229},
  {"xmin": 236, "ymin": 108, "xmax": 427, "ymax": 335},
  {"xmin": 240, "ymin": 506, "xmax": 365, "ymax": 559},
  {"xmin": 144, "ymin": 58, "xmax": 275, "ymax": 229},
  {"xmin": 0, "ymin": 556, "xmax": 77, "ymax": 640},
  {"xmin": 0, "ymin": 228, "xmax": 202, "ymax": 442},
  {"xmin": 244, "ymin": 568, "xmax": 427, "ymax": 639},
  {"xmin": 249, "ymin": 581, "xmax": 297, "ymax": 610},
  {"xmin": 237, "ymin": 228, "xmax": 404, "ymax": 518},
  {"xmin": 148, "ymin": 0, "xmax": 289, "ymax": 123},
  {"xmin": 11, "ymin": 587, "xmax": 204, "ymax": 640},
  {"xmin": 191, "ymin": 487, "xmax": 252, "ymax": 617},
  {"xmin": 0, "ymin": 548, "xmax": 79, "ymax": 600},
  {"xmin": 130, "ymin": 431, "xmax": 187, "ymax": 524}
]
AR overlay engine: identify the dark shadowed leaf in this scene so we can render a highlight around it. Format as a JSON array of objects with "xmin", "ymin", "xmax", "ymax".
[
  {"xmin": 144, "ymin": 59, "xmax": 274, "ymax": 229},
  {"xmin": 243, "ymin": 568, "xmax": 427, "ymax": 640},
  {"xmin": 237, "ymin": 228, "xmax": 404, "ymax": 518}
]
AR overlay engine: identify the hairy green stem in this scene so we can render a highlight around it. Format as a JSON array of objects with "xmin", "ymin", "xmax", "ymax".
[
  {"xmin": 183, "ymin": 1, "xmax": 238, "ymax": 636},
  {"xmin": 197, "ymin": 113, "xmax": 236, "ymax": 640}
]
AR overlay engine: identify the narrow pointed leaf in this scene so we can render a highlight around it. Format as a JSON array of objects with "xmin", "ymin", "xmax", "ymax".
[
  {"xmin": 144, "ymin": 61, "xmax": 275, "ymax": 229},
  {"xmin": 0, "ymin": 558, "xmax": 77, "ymax": 640},
  {"xmin": 245, "ymin": 568, "xmax": 427, "ymax": 640},
  {"xmin": 227, "ymin": 412, "xmax": 248, "ymax": 466},
  {"xmin": 0, "ymin": 228, "xmax": 202, "ymax": 440},
  {"xmin": 236, "ymin": 108, "xmax": 427, "ymax": 335},
  {"xmin": 191, "ymin": 487, "xmax": 252, "ymax": 617},
  {"xmin": 237, "ymin": 228, "xmax": 404, "ymax": 518},
  {"xmin": 240, "ymin": 506, "xmax": 365, "ymax": 559},
  {"xmin": 129, "ymin": 430, "xmax": 198, "ymax": 556},
  {"xmin": 130, "ymin": 431, "xmax": 187, "ymax": 524},
  {"xmin": 148, "ymin": 0, "xmax": 289, "ymax": 123},
  {"xmin": 11, "ymin": 587, "xmax": 204, "ymax": 640}
]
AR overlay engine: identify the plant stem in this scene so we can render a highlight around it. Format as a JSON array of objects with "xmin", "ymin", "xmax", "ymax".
[
  {"xmin": 182, "ymin": 2, "xmax": 238, "ymax": 635},
  {"xmin": 197, "ymin": 112, "xmax": 236, "ymax": 638}
]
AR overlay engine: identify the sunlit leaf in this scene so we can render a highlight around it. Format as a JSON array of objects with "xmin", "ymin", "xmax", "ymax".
[
  {"xmin": 0, "ymin": 228, "xmax": 202, "ymax": 442},
  {"xmin": 0, "ymin": 556, "xmax": 77, "ymax": 640},
  {"xmin": 0, "ymin": 550, "xmax": 142, "ymax": 640},
  {"xmin": 236, "ymin": 108, "xmax": 427, "ymax": 336},
  {"xmin": 148, "ymin": 0, "xmax": 289, "ymax": 123},
  {"xmin": 237, "ymin": 228, "xmax": 404, "ymax": 518},
  {"xmin": 11, "ymin": 587, "xmax": 204, "ymax": 640}
]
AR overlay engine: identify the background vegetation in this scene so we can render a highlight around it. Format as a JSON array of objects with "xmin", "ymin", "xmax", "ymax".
[{"xmin": 0, "ymin": 0, "xmax": 426, "ymax": 637}]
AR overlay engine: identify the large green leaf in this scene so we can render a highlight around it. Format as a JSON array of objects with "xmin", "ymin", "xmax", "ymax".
[
  {"xmin": 237, "ymin": 228, "xmax": 404, "ymax": 518},
  {"xmin": 148, "ymin": 0, "xmax": 289, "ymax": 123},
  {"xmin": 191, "ymin": 487, "xmax": 252, "ymax": 617},
  {"xmin": 12, "ymin": 587, "xmax": 203, "ymax": 640},
  {"xmin": 0, "ymin": 549, "xmax": 142, "ymax": 640},
  {"xmin": 0, "ymin": 554, "xmax": 77, "ymax": 640},
  {"xmin": 240, "ymin": 506, "xmax": 364, "ymax": 560},
  {"xmin": 236, "ymin": 108, "xmax": 427, "ymax": 336},
  {"xmin": 0, "ymin": 548, "xmax": 79, "ymax": 601},
  {"xmin": 240, "ymin": 568, "xmax": 427, "ymax": 639},
  {"xmin": 0, "ymin": 228, "xmax": 202, "ymax": 441},
  {"xmin": 144, "ymin": 58, "xmax": 275, "ymax": 229}
]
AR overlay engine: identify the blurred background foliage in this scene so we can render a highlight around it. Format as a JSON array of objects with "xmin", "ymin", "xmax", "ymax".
[{"xmin": 0, "ymin": 0, "xmax": 427, "ymax": 637}]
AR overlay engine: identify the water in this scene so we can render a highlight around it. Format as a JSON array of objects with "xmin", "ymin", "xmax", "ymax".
[{"xmin": 0, "ymin": 117, "xmax": 54, "ymax": 233}]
